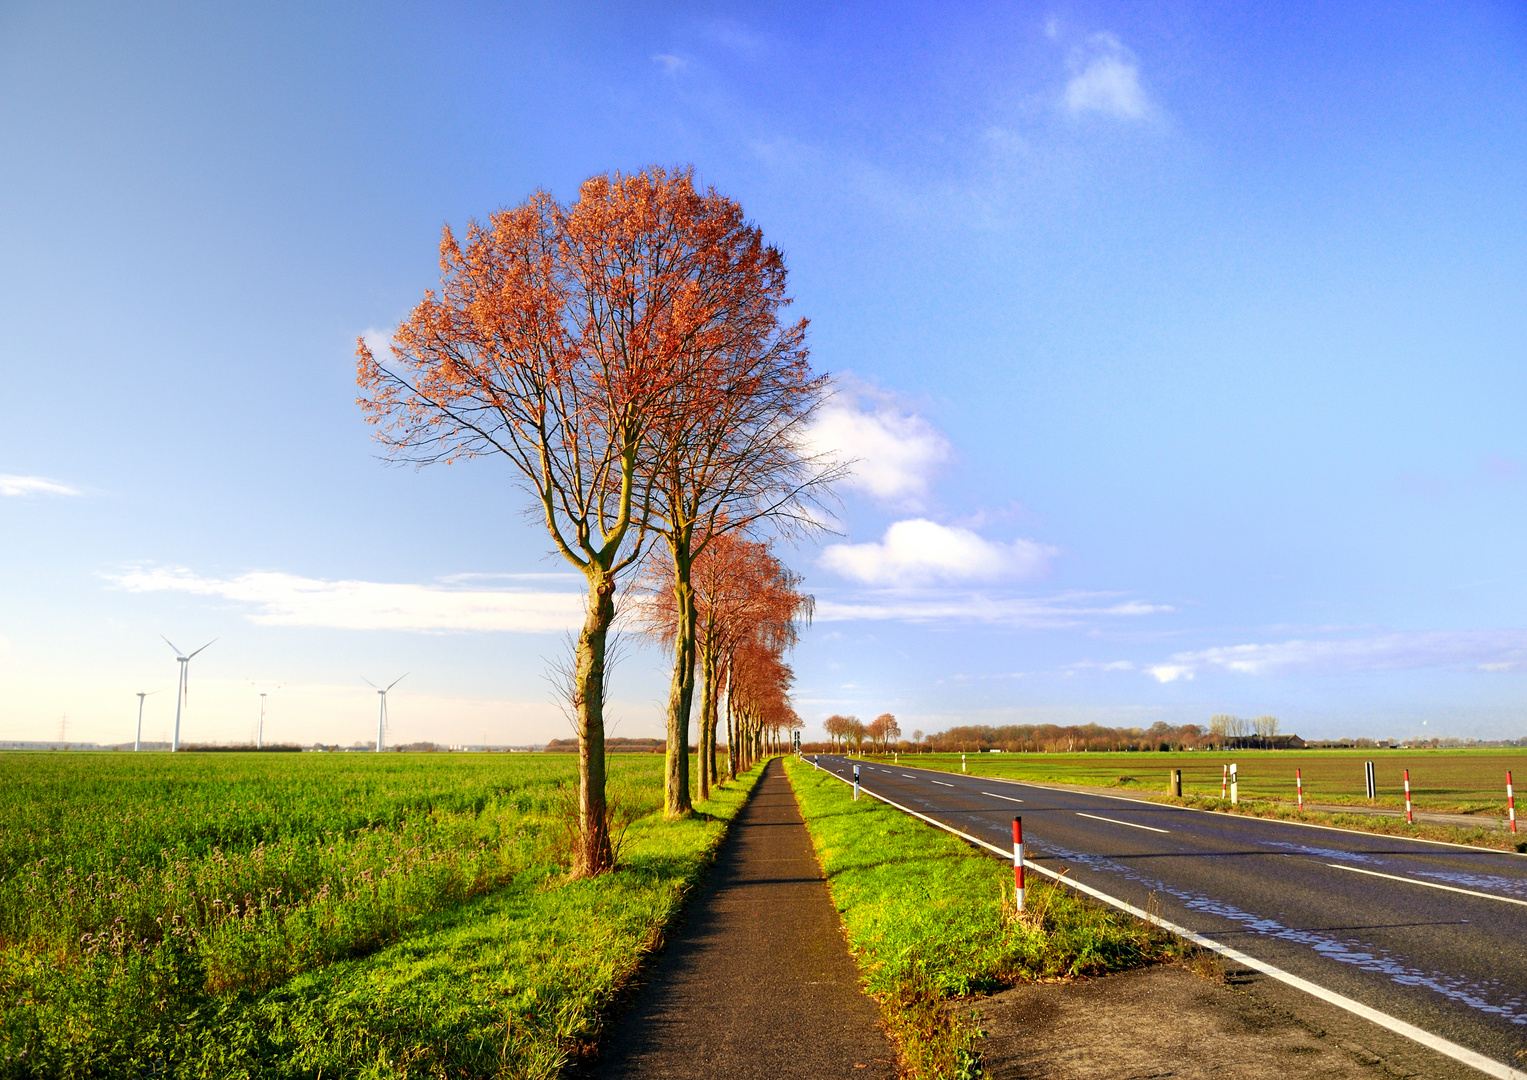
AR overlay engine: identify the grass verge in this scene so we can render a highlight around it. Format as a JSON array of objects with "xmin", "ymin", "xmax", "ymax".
[
  {"xmin": 1159, "ymin": 793, "xmax": 1527, "ymax": 853},
  {"xmin": 784, "ymin": 757, "xmax": 1182, "ymax": 1079},
  {"xmin": 1, "ymin": 756, "xmax": 767, "ymax": 1079}
]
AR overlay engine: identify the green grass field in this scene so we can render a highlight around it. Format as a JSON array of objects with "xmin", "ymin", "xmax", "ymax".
[
  {"xmin": 0, "ymin": 751, "xmax": 763, "ymax": 1079},
  {"xmin": 874, "ymin": 747, "xmax": 1526, "ymax": 814},
  {"xmin": 785, "ymin": 757, "xmax": 1181, "ymax": 1079}
]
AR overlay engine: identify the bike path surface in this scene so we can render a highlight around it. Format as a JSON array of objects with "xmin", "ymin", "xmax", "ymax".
[
  {"xmin": 593, "ymin": 758, "xmax": 896, "ymax": 1079},
  {"xmin": 812, "ymin": 754, "xmax": 1527, "ymax": 1077}
]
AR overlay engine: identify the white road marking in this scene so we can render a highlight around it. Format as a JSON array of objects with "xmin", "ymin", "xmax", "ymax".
[
  {"xmin": 812, "ymin": 765, "xmax": 1527, "ymax": 1080},
  {"xmin": 980, "ymin": 791, "xmax": 1024, "ymax": 804},
  {"xmin": 931, "ymin": 780, "xmax": 954, "ymax": 787},
  {"xmin": 1325, "ymin": 862, "xmax": 1527, "ymax": 908},
  {"xmin": 901, "ymin": 774, "xmax": 916, "ymax": 778},
  {"xmin": 1076, "ymin": 812, "xmax": 1169, "ymax": 834}
]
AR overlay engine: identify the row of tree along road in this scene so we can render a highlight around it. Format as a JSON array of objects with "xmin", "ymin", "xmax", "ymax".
[{"xmin": 357, "ymin": 167, "xmax": 832, "ymax": 876}]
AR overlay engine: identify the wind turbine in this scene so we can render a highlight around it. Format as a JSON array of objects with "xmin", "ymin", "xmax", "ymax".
[
  {"xmin": 248, "ymin": 680, "xmax": 285, "ymax": 749},
  {"xmin": 162, "ymin": 636, "xmax": 216, "ymax": 752},
  {"xmin": 134, "ymin": 688, "xmax": 164, "ymax": 751},
  {"xmin": 363, "ymin": 674, "xmax": 407, "ymax": 752}
]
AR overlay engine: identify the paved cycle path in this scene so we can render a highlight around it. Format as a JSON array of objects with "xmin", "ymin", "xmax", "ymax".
[{"xmin": 593, "ymin": 758, "xmax": 896, "ymax": 1079}]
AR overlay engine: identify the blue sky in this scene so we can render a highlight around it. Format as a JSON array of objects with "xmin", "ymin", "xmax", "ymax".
[{"xmin": 4, "ymin": 1, "xmax": 1527, "ymax": 748}]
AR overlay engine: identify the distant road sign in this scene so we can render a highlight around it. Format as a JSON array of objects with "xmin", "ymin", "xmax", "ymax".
[{"xmin": 792, "ymin": 730, "xmax": 801, "ymax": 753}]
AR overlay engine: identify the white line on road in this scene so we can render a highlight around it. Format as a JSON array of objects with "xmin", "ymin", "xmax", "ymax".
[
  {"xmin": 930, "ymin": 780, "xmax": 954, "ymax": 787},
  {"xmin": 901, "ymin": 774, "xmax": 916, "ymax": 778},
  {"xmin": 1076, "ymin": 812, "xmax": 1169, "ymax": 834},
  {"xmin": 814, "ymin": 766, "xmax": 1527, "ymax": 1080},
  {"xmin": 980, "ymin": 791, "xmax": 1024, "ymax": 803},
  {"xmin": 1325, "ymin": 862, "xmax": 1527, "ymax": 908}
]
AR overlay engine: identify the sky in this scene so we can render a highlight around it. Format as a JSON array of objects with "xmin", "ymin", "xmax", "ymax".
[{"xmin": 3, "ymin": 1, "xmax": 1527, "ymax": 749}]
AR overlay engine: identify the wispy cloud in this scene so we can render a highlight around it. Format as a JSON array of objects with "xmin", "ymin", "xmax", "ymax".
[
  {"xmin": 104, "ymin": 566, "xmax": 584, "ymax": 633},
  {"xmin": 822, "ymin": 519, "xmax": 1057, "ymax": 586},
  {"xmin": 651, "ymin": 53, "xmax": 688, "ymax": 74},
  {"xmin": 801, "ymin": 382, "xmax": 953, "ymax": 507},
  {"xmin": 816, "ymin": 590, "xmax": 1169, "ymax": 628},
  {"xmin": 1063, "ymin": 34, "xmax": 1153, "ymax": 121},
  {"xmin": 1, "ymin": 474, "xmax": 79, "ymax": 497},
  {"xmin": 1143, "ymin": 630, "xmax": 1527, "ymax": 682}
]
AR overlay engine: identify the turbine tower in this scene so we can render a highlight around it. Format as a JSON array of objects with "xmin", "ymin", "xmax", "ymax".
[
  {"xmin": 363, "ymin": 674, "xmax": 407, "ymax": 752},
  {"xmin": 162, "ymin": 636, "xmax": 216, "ymax": 752},
  {"xmin": 248, "ymin": 681, "xmax": 285, "ymax": 749},
  {"xmin": 134, "ymin": 688, "xmax": 163, "ymax": 751}
]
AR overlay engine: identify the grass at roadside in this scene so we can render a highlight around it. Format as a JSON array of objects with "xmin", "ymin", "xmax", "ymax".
[
  {"xmin": 884, "ymin": 748, "xmax": 1526, "ymax": 815},
  {"xmin": 1162, "ymin": 792, "xmax": 1527, "ymax": 853},
  {"xmin": 784, "ymin": 757, "xmax": 1180, "ymax": 1079},
  {"xmin": 1, "ymin": 753, "xmax": 766, "ymax": 1079}
]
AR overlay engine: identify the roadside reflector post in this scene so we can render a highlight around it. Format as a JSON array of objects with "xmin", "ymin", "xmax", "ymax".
[
  {"xmin": 1508, "ymin": 771, "xmax": 1516, "ymax": 834},
  {"xmin": 1364, "ymin": 760, "xmax": 1376, "ymax": 801},
  {"xmin": 1230, "ymin": 763, "xmax": 1239, "ymax": 805},
  {"xmin": 1169, "ymin": 768, "xmax": 1182, "ymax": 797},
  {"xmin": 1012, "ymin": 816, "xmax": 1025, "ymax": 914},
  {"xmin": 962, "ymin": 752, "xmax": 967, "ymax": 773},
  {"xmin": 1222, "ymin": 763, "xmax": 1228, "ymax": 800},
  {"xmin": 1404, "ymin": 769, "xmax": 1413, "ymax": 824},
  {"xmin": 853, "ymin": 763, "xmax": 860, "ymax": 801},
  {"xmin": 1296, "ymin": 767, "xmax": 1304, "ymax": 810}
]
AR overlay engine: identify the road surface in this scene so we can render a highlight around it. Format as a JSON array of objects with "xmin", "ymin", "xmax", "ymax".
[{"xmin": 810, "ymin": 754, "xmax": 1527, "ymax": 1078}]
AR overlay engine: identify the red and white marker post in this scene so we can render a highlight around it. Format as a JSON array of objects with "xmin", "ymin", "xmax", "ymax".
[
  {"xmin": 1508, "ymin": 771, "xmax": 1517, "ymax": 835},
  {"xmin": 1296, "ymin": 767, "xmax": 1304, "ymax": 810},
  {"xmin": 1012, "ymin": 816, "xmax": 1025, "ymax": 914},
  {"xmin": 1222, "ymin": 763, "xmax": 1228, "ymax": 800},
  {"xmin": 1404, "ymin": 769, "xmax": 1413, "ymax": 824}
]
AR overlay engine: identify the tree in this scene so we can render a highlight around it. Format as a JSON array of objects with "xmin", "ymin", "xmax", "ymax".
[
  {"xmin": 357, "ymin": 171, "xmax": 707, "ymax": 877},
  {"xmin": 911, "ymin": 729, "xmax": 923, "ymax": 752},
  {"xmin": 845, "ymin": 716, "xmax": 865, "ymax": 752},
  {"xmin": 875, "ymin": 712, "xmax": 901, "ymax": 751},
  {"xmin": 636, "ymin": 532, "xmax": 809, "ymax": 798},
  {"xmin": 633, "ymin": 170, "xmax": 838, "ymax": 817},
  {"xmin": 1252, "ymin": 715, "xmax": 1280, "ymax": 742}
]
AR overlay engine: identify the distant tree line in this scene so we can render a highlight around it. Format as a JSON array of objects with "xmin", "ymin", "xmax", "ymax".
[{"xmin": 805, "ymin": 717, "xmax": 1293, "ymax": 754}]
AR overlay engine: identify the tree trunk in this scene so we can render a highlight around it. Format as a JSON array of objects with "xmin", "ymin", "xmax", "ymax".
[
  {"xmin": 725, "ymin": 670, "xmax": 738, "ymax": 780},
  {"xmin": 663, "ymin": 554, "xmax": 698, "ymax": 817},
  {"xmin": 574, "ymin": 573, "xmax": 616, "ymax": 877},
  {"xmin": 697, "ymin": 631, "xmax": 719, "ymax": 801}
]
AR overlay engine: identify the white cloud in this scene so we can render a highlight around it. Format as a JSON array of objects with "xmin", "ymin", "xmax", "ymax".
[
  {"xmin": 815, "ymin": 590, "xmax": 1167, "ymax": 628},
  {"xmin": 1, "ymin": 474, "xmax": 78, "ymax": 497},
  {"xmin": 822, "ymin": 519, "xmax": 1056, "ymax": 586},
  {"xmin": 359, "ymin": 328, "xmax": 393, "ymax": 361},
  {"xmin": 1063, "ymin": 35, "xmax": 1151, "ymax": 121},
  {"xmin": 104, "ymin": 566, "xmax": 585, "ymax": 633},
  {"xmin": 1144, "ymin": 630, "xmax": 1527, "ymax": 681},
  {"xmin": 652, "ymin": 53, "xmax": 688, "ymax": 73},
  {"xmin": 801, "ymin": 385, "xmax": 953, "ymax": 506}
]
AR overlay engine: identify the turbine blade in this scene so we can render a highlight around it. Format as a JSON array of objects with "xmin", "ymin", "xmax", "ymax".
[
  {"xmin": 187, "ymin": 638, "xmax": 217, "ymax": 660},
  {"xmin": 387, "ymin": 673, "xmax": 409, "ymax": 691},
  {"xmin": 161, "ymin": 635, "xmax": 184, "ymax": 656},
  {"xmin": 361, "ymin": 677, "xmax": 378, "ymax": 688}
]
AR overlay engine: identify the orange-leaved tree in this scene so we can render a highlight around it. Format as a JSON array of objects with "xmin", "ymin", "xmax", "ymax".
[
  {"xmin": 634, "ymin": 173, "xmax": 838, "ymax": 817},
  {"xmin": 356, "ymin": 169, "xmax": 721, "ymax": 876},
  {"xmin": 635, "ymin": 532, "xmax": 810, "ymax": 798}
]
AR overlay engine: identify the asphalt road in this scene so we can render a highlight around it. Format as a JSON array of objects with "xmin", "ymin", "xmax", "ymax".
[{"xmin": 810, "ymin": 754, "xmax": 1527, "ymax": 1077}]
